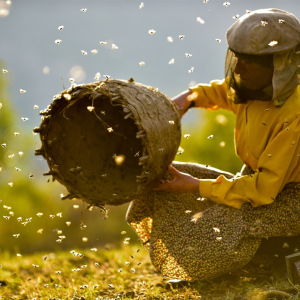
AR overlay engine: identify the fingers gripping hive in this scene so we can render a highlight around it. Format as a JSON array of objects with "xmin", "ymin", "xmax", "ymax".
[{"xmin": 34, "ymin": 79, "xmax": 181, "ymax": 207}]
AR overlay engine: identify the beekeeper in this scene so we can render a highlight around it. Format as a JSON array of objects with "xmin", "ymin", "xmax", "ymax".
[{"xmin": 126, "ymin": 8, "xmax": 300, "ymax": 284}]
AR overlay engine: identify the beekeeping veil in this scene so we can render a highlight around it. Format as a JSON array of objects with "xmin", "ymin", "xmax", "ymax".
[{"xmin": 225, "ymin": 8, "xmax": 300, "ymax": 106}]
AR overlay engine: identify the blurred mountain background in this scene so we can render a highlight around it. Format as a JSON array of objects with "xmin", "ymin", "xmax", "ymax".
[{"xmin": 0, "ymin": 0, "xmax": 299, "ymax": 254}]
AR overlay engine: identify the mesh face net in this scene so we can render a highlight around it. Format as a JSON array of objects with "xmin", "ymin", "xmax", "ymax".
[
  {"xmin": 225, "ymin": 46, "xmax": 300, "ymax": 106},
  {"xmin": 225, "ymin": 8, "xmax": 300, "ymax": 106},
  {"xmin": 225, "ymin": 49, "xmax": 274, "ymax": 104}
]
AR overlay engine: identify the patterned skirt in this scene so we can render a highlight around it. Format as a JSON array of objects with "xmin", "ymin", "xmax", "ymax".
[{"xmin": 126, "ymin": 161, "xmax": 300, "ymax": 281}]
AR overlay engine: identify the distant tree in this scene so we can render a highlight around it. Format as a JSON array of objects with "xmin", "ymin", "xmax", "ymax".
[{"xmin": 0, "ymin": 69, "xmax": 17, "ymax": 170}]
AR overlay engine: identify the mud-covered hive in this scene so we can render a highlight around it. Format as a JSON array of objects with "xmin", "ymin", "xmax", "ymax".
[{"xmin": 34, "ymin": 79, "xmax": 181, "ymax": 207}]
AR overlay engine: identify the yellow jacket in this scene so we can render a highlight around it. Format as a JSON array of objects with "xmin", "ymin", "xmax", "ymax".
[{"xmin": 190, "ymin": 80, "xmax": 300, "ymax": 209}]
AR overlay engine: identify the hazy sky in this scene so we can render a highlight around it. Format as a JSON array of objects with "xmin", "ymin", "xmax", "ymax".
[{"xmin": 0, "ymin": 0, "xmax": 299, "ymax": 129}]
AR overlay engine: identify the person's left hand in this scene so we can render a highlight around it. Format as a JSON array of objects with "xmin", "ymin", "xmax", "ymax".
[{"xmin": 153, "ymin": 165, "xmax": 200, "ymax": 193}]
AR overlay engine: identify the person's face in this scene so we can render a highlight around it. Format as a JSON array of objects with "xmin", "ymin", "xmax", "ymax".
[{"xmin": 234, "ymin": 55, "xmax": 273, "ymax": 90}]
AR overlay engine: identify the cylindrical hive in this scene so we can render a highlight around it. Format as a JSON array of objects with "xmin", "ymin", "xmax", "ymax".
[{"xmin": 34, "ymin": 79, "xmax": 181, "ymax": 207}]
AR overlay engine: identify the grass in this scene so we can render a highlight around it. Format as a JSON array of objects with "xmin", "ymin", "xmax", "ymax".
[{"xmin": 0, "ymin": 244, "xmax": 300, "ymax": 300}]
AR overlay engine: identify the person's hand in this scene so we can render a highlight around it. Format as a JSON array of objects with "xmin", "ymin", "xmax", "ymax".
[
  {"xmin": 172, "ymin": 90, "xmax": 197, "ymax": 119},
  {"xmin": 153, "ymin": 165, "xmax": 200, "ymax": 193}
]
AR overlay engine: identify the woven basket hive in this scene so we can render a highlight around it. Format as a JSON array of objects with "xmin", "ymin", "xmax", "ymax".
[{"xmin": 34, "ymin": 79, "xmax": 181, "ymax": 207}]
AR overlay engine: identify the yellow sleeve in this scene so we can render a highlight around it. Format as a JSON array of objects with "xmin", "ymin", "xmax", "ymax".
[
  {"xmin": 199, "ymin": 116, "xmax": 300, "ymax": 208},
  {"xmin": 189, "ymin": 79, "xmax": 235, "ymax": 112}
]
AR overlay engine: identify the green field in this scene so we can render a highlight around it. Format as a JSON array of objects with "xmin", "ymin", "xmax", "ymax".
[{"xmin": 0, "ymin": 244, "xmax": 299, "ymax": 300}]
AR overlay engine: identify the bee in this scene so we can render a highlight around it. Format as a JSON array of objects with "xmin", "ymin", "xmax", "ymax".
[
  {"xmin": 261, "ymin": 20, "xmax": 268, "ymax": 26},
  {"xmin": 168, "ymin": 58, "xmax": 175, "ymax": 65},
  {"xmin": 196, "ymin": 17, "xmax": 205, "ymax": 24},
  {"xmin": 268, "ymin": 41, "xmax": 278, "ymax": 47},
  {"xmin": 63, "ymin": 94, "xmax": 71, "ymax": 100}
]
